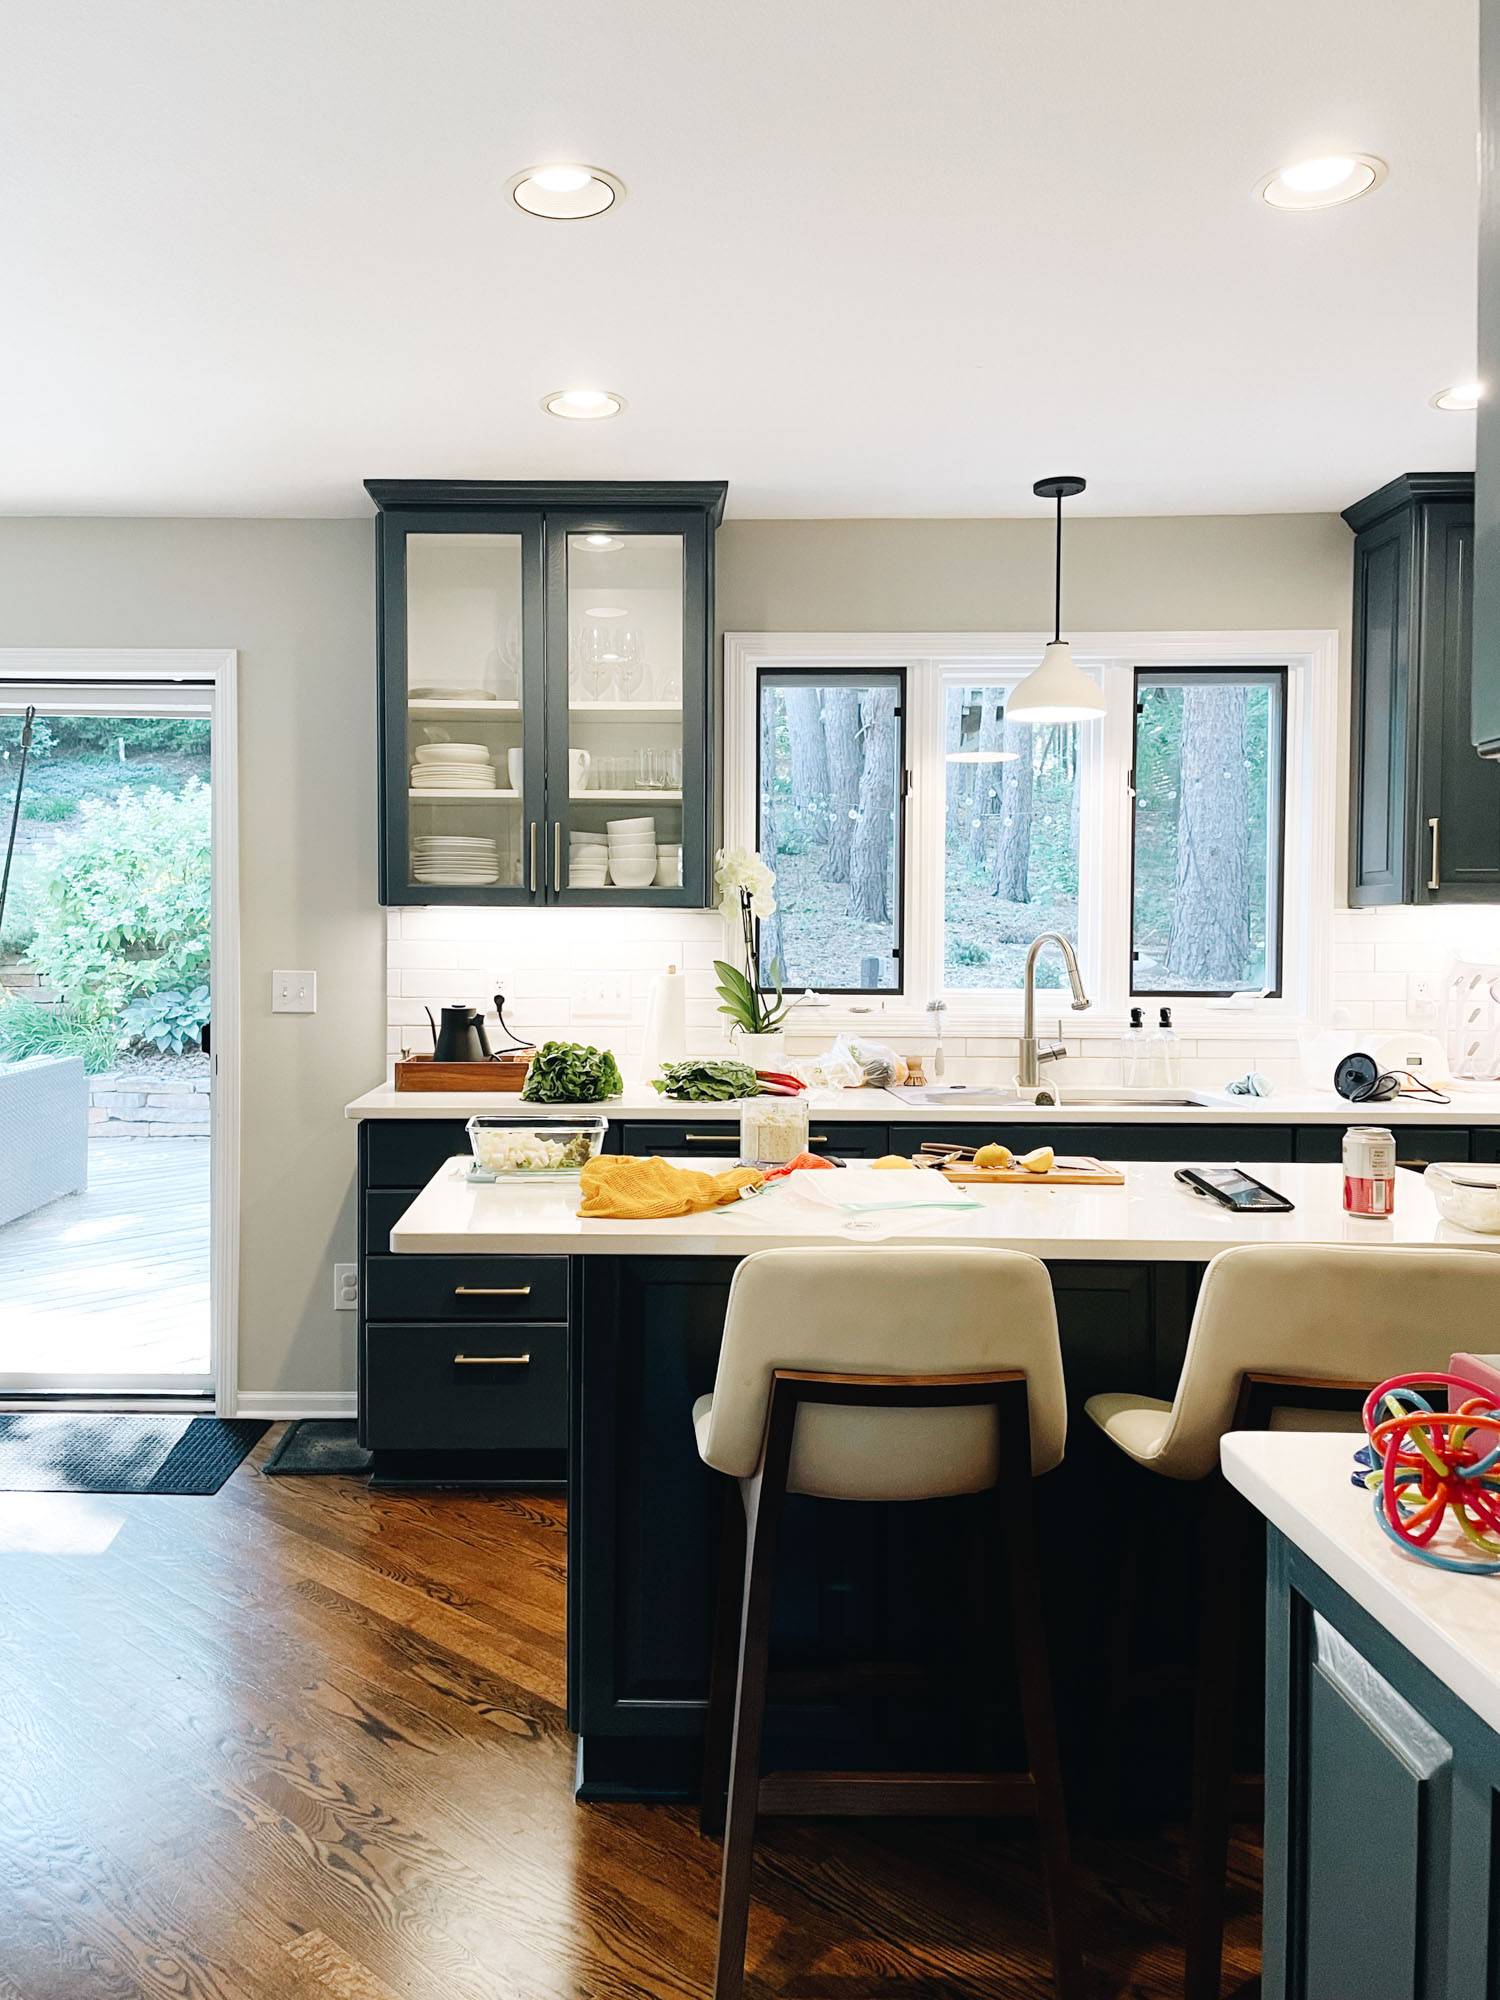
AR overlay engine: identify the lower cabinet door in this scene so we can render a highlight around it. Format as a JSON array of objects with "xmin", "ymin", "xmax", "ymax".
[{"xmin": 364, "ymin": 1322, "xmax": 567, "ymax": 1451}]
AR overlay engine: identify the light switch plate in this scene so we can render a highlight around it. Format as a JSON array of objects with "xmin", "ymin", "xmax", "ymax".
[
  {"xmin": 272, "ymin": 970, "xmax": 317, "ymax": 1014},
  {"xmin": 575, "ymin": 975, "xmax": 630, "ymax": 1019}
]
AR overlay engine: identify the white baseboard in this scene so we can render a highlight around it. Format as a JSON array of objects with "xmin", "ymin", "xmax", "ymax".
[{"xmin": 234, "ymin": 1391, "xmax": 357, "ymax": 1420}]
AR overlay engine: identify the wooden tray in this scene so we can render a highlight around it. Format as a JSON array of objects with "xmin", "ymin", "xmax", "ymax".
[
  {"xmin": 394, "ymin": 1056, "xmax": 532, "ymax": 1093},
  {"xmin": 938, "ymin": 1155, "xmax": 1125, "ymax": 1186}
]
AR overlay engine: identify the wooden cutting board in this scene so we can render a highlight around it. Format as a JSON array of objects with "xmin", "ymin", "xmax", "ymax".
[{"xmin": 938, "ymin": 1156, "xmax": 1125, "ymax": 1186}]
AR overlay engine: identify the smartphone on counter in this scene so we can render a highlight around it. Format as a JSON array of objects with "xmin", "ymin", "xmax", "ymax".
[{"xmin": 1173, "ymin": 1164, "xmax": 1295, "ymax": 1213}]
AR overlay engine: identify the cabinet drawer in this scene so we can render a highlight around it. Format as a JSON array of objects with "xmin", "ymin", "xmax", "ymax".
[
  {"xmin": 364, "ymin": 1322, "xmax": 567, "ymax": 1451},
  {"xmin": 902, "ymin": 1122, "xmax": 1294, "ymax": 1163},
  {"xmin": 363, "ymin": 1118, "xmax": 472, "ymax": 1189},
  {"xmin": 364, "ymin": 1254, "xmax": 568, "ymax": 1323},
  {"xmin": 619, "ymin": 1119, "xmax": 888, "ymax": 1159},
  {"xmin": 364, "ymin": 1190, "xmax": 417, "ymax": 1250},
  {"xmin": 1293, "ymin": 1127, "xmax": 1471, "ymax": 1166}
]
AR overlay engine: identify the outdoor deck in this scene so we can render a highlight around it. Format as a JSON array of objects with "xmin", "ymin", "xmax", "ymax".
[{"xmin": 0, "ymin": 1138, "xmax": 209, "ymax": 1382}]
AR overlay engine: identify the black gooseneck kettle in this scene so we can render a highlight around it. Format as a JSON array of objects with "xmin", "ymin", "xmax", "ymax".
[{"xmin": 426, "ymin": 1003, "xmax": 493, "ymax": 1064}]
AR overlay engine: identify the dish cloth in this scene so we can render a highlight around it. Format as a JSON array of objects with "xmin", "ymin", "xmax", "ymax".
[
  {"xmin": 578, "ymin": 1155, "xmax": 764, "ymax": 1219},
  {"xmin": 787, "ymin": 1168, "xmax": 982, "ymax": 1216}
]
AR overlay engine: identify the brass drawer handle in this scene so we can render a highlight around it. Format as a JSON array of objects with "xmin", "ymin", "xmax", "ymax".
[
  {"xmin": 682, "ymin": 1133, "xmax": 731, "ymax": 1143},
  {"xmin": 808, "ymin": 1135, "xmax": 828, "ymax": 1145},
  {"xmin": 454, "ymin": 1284, "xmax": 532, "ymax": 1297},
  {"xmin": 453, "ymin": 1352, "xmax": 530, "ymax": 1366}
]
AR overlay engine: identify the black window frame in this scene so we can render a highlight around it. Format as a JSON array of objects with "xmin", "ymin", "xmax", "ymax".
[
  {"xmin": 754, "ymin": 665, "xmax": 908, "ymax": 997},
  {"xmin": 1128, "ymin": 663, "xmax": 1289, "ymax": 1001}
]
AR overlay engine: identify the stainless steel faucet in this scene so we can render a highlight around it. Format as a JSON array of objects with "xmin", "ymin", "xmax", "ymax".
[{"xmin": 1019, "ymin": 932, "xmax": 1090, "ymax": 1088}]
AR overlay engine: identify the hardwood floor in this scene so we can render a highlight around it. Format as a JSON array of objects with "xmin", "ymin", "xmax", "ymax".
[{"xmin": 0, "ymin": 1434, "xmax": 1263, "ymax": 1998}]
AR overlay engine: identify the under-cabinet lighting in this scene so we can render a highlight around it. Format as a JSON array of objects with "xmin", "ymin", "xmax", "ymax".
[
  {"xmin": 582, "ymin": 535, "xmax": 624, "ymax": 551},
  {"xmin": 544, "ymin": 388, "xmax": 624, "ymax": 420},
  {"xmin": 509, "ymin": 164, "xmax": 623, "ymax": 220},
  {"xmin": 1259, "ymin": 154, "xmax": 1385, "ymax": 210},
  {"xmin": 1431, "ymin": 382, "xmax": 1483, "ymax": 412}
]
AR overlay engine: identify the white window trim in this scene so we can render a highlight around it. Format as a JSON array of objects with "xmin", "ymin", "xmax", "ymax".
[{"xmin": 723, "ymin": 629, "xmax": 1339, "ymax": 1040}]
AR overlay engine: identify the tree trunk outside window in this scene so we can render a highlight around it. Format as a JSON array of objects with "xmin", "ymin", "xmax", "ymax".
[
  {"xmin": 849, "ymin": 686, "xmax": 896, "ymax": 924},
  {"xmin": 993, "ymin": 722, "xmax": 1034, "ymax": 903},
  {"xmin": 1165, "ymin": 684, "xmax": 1251, "ymax": 984},
  {"xmin": 821, "ymin": 686, "xmax": 863, "ymax": 884}
]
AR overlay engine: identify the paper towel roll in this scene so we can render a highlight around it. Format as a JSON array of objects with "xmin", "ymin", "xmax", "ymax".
[{"xmin": 640, "ymin": 964, "xmax": 687, "ymax": 1075}]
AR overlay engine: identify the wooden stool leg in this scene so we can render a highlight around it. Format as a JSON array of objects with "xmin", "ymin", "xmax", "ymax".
[
  {"xmin": 995, "ymin": 1386, "xmax": 1086, "ymax": 2000},
  {"xmin": 713, "ymin": 1474, "xmax": 788, "ymax": 2000},
  {"xmin": 700, "ymin": 1482, "xmax": 747, "ymax": 1837},
  {"xmin": 1184, "ymin": 1476, "xmax": 1248, "ymax": 2000}
]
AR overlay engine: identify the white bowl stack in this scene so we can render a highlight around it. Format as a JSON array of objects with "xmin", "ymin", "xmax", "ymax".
[
  {"xmin": 411, "ymin": 834, "xmax": 501, "ymax": 885},
  {"xmin": 569, "ymin": 829, "xmax": 608, "ymax": 887},
  {"xmin": 607, "ymin": 815, "xmax": 657, "ymax": 888},
  {"xmin": 655, "ymin": 843, "xmax": 682, "ymax": 887},
  {"xmin": 411, "ymin": 742, "xmax": 497, "ymax": 792}
]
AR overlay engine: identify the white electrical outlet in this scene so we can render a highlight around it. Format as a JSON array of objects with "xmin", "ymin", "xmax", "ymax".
[
  {"xmin": 1407, "ymin": 974, "xmax": 1439, "ymax": 1019},
  {"xmin": 333, "ymin": 1263, "xmax": 358, "ymax": 1312},
  {"xmin": 272, "ymin": 969, "xmax": 317, "ymax": 1014}
]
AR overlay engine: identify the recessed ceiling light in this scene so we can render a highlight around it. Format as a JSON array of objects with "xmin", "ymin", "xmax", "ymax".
[
  {"xmin": 543, "ymin": 388, "xmax": 624, "ymax": 421},
  {"xmin": 509, "ymin": 163, "xmax": 623, "ymax": 221},
  {"xmin": 1431, "ymin": 382, "xmax": 1483, "ymax": 412},
  {"xmin": 1260, "ymin": 153, "xmax": 1386, "ymax": 210},
  {"xmin": 584, "ymin": 604, "xmax": 628, "ymax": 618},
  {"xmin": 582, "ymin": 534, "xmax": 624, "ymax": 552}
]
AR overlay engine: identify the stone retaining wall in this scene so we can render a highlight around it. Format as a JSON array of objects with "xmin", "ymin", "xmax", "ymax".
[{"xmin": 89, "ymin": 1072, "xmax": 210, "ymax": 1138}]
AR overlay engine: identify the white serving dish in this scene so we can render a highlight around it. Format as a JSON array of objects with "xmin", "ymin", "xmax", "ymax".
[
  {"xmin": 609, "ymin": 860, "xmax": 657, "ymax": 888},
  {"xmin": 1425, "ymin": 1162, "xmax": 1500, "ymax": 1234},
  {"xmin": 466, "ymin": 1114, "xmax": 608, "ymax": 1177}
]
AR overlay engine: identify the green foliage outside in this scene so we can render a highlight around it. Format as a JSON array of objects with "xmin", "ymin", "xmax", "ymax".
[{"xmin": 0, "ymin": 996, "xmax": 122, "ymax": 1073}]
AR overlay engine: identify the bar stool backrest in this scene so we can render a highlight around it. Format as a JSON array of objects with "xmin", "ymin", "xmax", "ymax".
[
  {"xmin": 697, "ymin": 1246, "xmax": 1067, "ymax": 1500},
  {"xmin": 1141, "ymin": 1242, "xmax": 1500, "ymax": 1481}
]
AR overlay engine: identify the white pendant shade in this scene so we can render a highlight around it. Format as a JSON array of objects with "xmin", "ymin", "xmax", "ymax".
[{"xmin": 1005, "ymin": 641, "xmax": 1105, "ymax": 723}]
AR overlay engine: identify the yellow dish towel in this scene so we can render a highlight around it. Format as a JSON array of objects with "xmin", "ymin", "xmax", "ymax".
[{"xmin": 578, "ymin": 1155, "xmax": 764, "ymax": 1219}]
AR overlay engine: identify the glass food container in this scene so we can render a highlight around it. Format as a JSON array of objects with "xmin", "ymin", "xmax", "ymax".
[
  {"xmin": 466, "ymin": 1114, "xmax": 608, "ymax": 1178},
  {"xmin": 738, "ymin": 1094, "xmax": 810, "ymax": 1169},
  {"xmin": 1424, "ymin": 1161, "xmax": 1500, "ymax": 1234}
]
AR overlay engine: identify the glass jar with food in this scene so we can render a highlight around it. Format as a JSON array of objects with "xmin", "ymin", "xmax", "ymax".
[
  {"xmin": 738, "ymin": 1094, "xmax": 811, "ymax": 1169},
  {"xmin": 466, "ymin": 1114, "xmax": 608, "ymax": 1178}
]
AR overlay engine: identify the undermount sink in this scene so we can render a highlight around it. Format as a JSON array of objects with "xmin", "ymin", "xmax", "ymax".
[{"xmin": 885, "ymin": 1084, "xmax": 1221, "ymax": 1110}]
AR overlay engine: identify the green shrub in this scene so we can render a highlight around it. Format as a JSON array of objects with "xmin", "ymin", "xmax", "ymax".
[
  {"xmin": 120, "ymin": 984, "xmax": 210, "ymax": 1055},
  {"xmin": 0, "ymin": 996, "xmax": 120, "ymax": 1074},
  {"xmin": 21, "ymin": 782, "xmax": 211, "ymax": 1025}
]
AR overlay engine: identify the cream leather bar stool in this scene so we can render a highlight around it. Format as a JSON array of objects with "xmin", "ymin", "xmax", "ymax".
[
  {"xmin": 1087, "ymin": 1241, "xmax": 1500, "ymax": 2000},
  {"xmin": 692, "ymin": 1244, "xmax": 1081, "ymax": 2000}
]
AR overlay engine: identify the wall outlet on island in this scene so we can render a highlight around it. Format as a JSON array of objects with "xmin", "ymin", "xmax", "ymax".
[
  {"xmin": 575, "ymin": 975, "xmax": 630, "ymax": 1020},
  {"xmin": 333, "ymin": 1263, "xmax": 358, "ymax": 1312},
  {"xmin": 1406, "ymin": 974, "xmax": 1439, "ymax": 1020}
]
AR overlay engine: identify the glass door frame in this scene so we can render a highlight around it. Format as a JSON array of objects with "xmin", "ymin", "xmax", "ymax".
[
  {"xmin": 0, "ymin": 654, "xmax": 237, "ymax": 1408},
  {"xmin": 378, "ymin": 508, "xmax": 548, "ymax": 905},
  {"xmin": 543, "ymin": 507, "xmax": 709, "ymax": 907}
]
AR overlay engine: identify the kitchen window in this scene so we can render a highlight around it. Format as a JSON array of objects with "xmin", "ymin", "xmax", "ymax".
[{"xmin": 724, "ymin": 632, "xmax": 1337, "ymax": 1024}]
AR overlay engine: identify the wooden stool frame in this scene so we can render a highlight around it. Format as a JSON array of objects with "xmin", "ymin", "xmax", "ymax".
[{"xmin": 697, "ymin": 1366, "xmax": 1083, "ymax": 2000}]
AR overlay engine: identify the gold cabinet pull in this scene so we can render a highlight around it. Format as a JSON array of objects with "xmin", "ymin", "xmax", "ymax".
[
  {"xmin": 682, "ymin": 1133, "xmax": 730, "ymax": 1143},
  {"xmin": 453, "ymin": 1352, "xmax": 530, "ymax": 1366},
  {"xmin": 454, "ymin": 1284, "xmax": 532, "ymax": 1297},
  {"xmin": 553, "ymin": 820, "xmax": 563, "ymax": 888},
  {"xmin": 528, "ymin": 821, "xmax": 538, "ymax": 893},
  {"xmin": 808, "ymin": 1135, "xmax": 829, "ymax": 1145},
  {"xmin": 1428, "ymin": 815, "xmax": 1441, "ymax": 891}
]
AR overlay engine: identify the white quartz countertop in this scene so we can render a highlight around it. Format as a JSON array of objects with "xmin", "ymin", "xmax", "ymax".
[
  {"xmin": 346, "ymin": 1080, "xmax": 1500, "ymax": 1126},
  {"xmin": 388, "ymin": 1158, "xmax": 1500, "ymax": 1262},
  {"xmin": 1222, "ymin": 1433, "xmax": 1500, "ymax": 1737}
]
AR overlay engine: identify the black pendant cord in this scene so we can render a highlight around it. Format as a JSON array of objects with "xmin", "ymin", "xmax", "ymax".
[
  {"xmin": 0, "ymin": 705, "xmax": 36, "ymax": 941},
  {"xmin": 1053, "ymin": 491, "xmax": 1063, "ymax": 645}
]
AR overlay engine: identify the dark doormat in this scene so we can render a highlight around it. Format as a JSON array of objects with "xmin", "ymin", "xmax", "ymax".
[
  {"xmin": 261, "ymin": 1419, "xmax": 372, "ymax": 1477},
  {"xmin": 0, "ymin": 1414, "xmax": 267, "ymax": 1494}
]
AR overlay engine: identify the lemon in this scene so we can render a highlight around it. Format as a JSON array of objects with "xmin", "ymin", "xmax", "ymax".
[
  {"xmin": 973, "ymin": 1142, "xmax": 1012, "ymax": 1170},
  {"xmin": 870, "ymin": 1154, "xmax": 916, "ymax": 1170},
  {"xmin": 1017, "ymin": 1145, "xmax": 1055, "ymax": 1175}
]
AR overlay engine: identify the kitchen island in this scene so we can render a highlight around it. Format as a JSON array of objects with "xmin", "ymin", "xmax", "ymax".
[{"xmin": 385, "ymin": 1155, "xmax": 1500, "ymax": 1804}]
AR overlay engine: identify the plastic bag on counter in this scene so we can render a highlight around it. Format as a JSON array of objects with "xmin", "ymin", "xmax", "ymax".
[{"xmin": 795, "ymin": 1034, "xmax": 909, "ymax": 1090}]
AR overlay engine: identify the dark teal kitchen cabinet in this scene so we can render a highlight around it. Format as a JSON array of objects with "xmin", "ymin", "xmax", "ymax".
[
  {"xmin": 1474, "ymin": 0, "xmax": 1500, "ymax": 758},
  {"xmin": 367, "ymin": 480, "xmax": 725, "ymax": 908},
  {"xmin": 1263, "ymin": 1530, "xmax": 1500, "ymax": 1999},
  {"xmin": 1346, "ymin": 473, "xmax": 1500, "ymax": 903}
]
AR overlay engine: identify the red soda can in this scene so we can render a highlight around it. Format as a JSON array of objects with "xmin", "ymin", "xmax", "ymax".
[{"xmin": 1343, "ymin": 1125, "xmax": 1396, "ymax": 1217}]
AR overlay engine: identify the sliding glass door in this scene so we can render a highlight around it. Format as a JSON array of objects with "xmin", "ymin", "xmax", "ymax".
[{"xmin": 0, "ymin": 679, "xmax": 215, "ymax": 1398}]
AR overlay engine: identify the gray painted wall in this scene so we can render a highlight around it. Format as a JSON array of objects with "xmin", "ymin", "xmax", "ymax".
[{"xmin": 0, "ymin": 510, "xmax": 1350, "ymax": 1397}]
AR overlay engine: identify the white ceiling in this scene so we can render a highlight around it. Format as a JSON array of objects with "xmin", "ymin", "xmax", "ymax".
[{"xmin": 0, "ymin": 0, "xmax": 1479, "ymax": 519}]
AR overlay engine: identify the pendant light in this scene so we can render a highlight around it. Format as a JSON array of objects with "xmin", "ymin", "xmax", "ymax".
[{"xmin": 1006, "ymin": 475, "xmax": 1106, "ymax": 723}]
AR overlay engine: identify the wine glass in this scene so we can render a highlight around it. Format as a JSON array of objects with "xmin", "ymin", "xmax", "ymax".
[
  {"xmin": 584, "ymin": 624, "xmax": 617, "ymax": 702},
  {"xmin": 616, "ymin": 628, "xmax": 646, "ymax": 703}
]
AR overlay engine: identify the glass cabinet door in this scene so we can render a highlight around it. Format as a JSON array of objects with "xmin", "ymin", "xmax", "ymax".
[
  {"xmin": 544, "ymin": 512, "xmax": 707, "ymax": 904},
  {"xmin": 381, "ymin": 513, "xmax": 544, "ymax": 902}
]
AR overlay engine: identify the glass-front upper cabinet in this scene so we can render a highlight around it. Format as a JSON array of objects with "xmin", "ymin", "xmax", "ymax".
[{"xmin": 369, "ymin": 482, "xmax": 724, "ymax": 906}]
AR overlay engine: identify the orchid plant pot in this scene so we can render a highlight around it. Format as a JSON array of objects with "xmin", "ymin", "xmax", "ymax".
[{"xmin": 728, "ymin": 1028, "xmax": 787, "ymax": 1068}]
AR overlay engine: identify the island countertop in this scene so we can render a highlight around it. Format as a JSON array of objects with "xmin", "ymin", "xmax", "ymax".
[
  {"xmin": 388, "ymin": 1158, "xmax": 1500, "ymax": 1261},
  {"xmin": 1223, "ymin": 1432, "xmax": 1500, "ymax": 1738}
]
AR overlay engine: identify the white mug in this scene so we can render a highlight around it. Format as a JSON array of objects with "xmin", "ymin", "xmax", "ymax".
[
  {"xmin": 569, "ymin": 748, "xmax": 591, "ymax": 793},
  {"xmin": 506, "ymin": 748, "xmax": 524, "ymax": 793}
]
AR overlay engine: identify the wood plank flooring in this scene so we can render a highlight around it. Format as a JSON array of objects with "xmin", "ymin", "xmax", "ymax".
[
  {"xmin": 0, "ymin": 1435, "xmax": 1263, "ymax": 1998},
  {"xmin": 0, "ymin": 1138, "xmax": 209, "ymax": 1379}
]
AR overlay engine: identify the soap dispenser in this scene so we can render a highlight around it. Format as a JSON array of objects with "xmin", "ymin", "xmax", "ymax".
[
  {"xmin": 1123, "ymin": 1006, "xmax": 1147, "ymax": 1087},
  {"xmin": 1151, "ymin": 1006, "xmax": 1180, "ymax": 1089}
]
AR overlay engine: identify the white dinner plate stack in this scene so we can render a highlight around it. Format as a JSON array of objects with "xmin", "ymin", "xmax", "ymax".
[
  {"xmin": 569, "ymin": 828, "xmax": 608, "ymax": 887},
  {"xmin": 655, "ymin": 844, "xmax": 682, "ymax": 887},
  {"xmin": 411, "ymin": 834, "xmax": 501, "ymax": 885},
  {"xmin": 607, "ymin": 815, "xmax": 657, "ymax": 888},
  {"xmin": 410, "ymin": 742, "xmax": 497, "ymax": 792}
]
